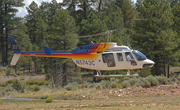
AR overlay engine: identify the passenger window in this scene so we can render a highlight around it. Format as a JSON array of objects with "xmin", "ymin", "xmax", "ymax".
[
  {"xmin": 117, "ymin": 53, "xmax": 123, "ymax": 61},
  {"xmin": 125, "ymin": 52, "xmax": 137, "ymax": 66},
  {"xmin": 102, "ymin": 53, "xmax": 116, "ymax": 67}
]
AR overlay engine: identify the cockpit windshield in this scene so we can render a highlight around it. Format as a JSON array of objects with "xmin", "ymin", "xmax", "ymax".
[{"xmin": 132, "ymin": 50, "xmax": 147, "ymax": 61}]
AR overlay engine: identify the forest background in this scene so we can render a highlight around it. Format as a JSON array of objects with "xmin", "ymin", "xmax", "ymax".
[{"xmin": 1, "ymin": 0, "xmax": 180, "ymax": 86}]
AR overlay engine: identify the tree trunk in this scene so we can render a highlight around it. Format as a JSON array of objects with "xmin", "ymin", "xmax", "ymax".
[
  {"xmin": 0, "ymin": 2, "xmax": 4, "ymax": 66},
  {"xmin": 163, "ymin": 61, "xmax": 165, "ymax": 76},
  {"xmin": 98, "ymin": 0, "xmax": 102, "ymax": 12},
  {"xmin": 167, "ymin": 65, "xmax": 169, "ymax": 78},
  {"xmin": 83, "ymin": 1, "xmax": 87, "ymax": 19},
  {"xmin": 62, "ymin": 62, "xmax": 67, "ymax": 87},
  {"xmin": 5, "ymin": 3, "xmax": 8, "ymax": 66},
  {"xmin": 155, "ymin": 54, "xmax": 159, "ymax": 76}
]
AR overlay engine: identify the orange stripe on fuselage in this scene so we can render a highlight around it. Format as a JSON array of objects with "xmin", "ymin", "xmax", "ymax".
[{"xmin": 11, "ymin": 43, "xmax": 112, "ymax": 60}]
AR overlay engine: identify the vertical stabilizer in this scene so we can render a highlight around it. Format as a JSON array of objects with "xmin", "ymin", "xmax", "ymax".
[
  {"xmin": 9, "ymin": 36, "xmax": 21, "ymax": 65},
  {"xmin": 8, "ymin": 36, "xmax": 21, "ymax": 53}
]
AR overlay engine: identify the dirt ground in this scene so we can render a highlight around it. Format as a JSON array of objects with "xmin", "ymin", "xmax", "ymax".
[
  {"xmin": 0, "ymin": 83, "xmax": 180, "ymax": 110},
  {"xmin": 0, "ymin": 75, "xmax": 45, "ymax": 82},
  {"xmin": 113, "ymin": 84, "xmax": 180, "ymax": 98}
]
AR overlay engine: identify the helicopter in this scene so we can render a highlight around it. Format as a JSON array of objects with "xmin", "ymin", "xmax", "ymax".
[{"xmin": 9, "ymin": 31, "xmax": 154, "ymax": 77}]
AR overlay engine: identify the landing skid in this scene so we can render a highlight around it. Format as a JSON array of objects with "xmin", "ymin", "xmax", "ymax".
[
  {"xmin": 95, "ymin": 69, "xmax": 139, "ymax": 77},
  {"xmin": 95, "ymin": 74, "xmax": 139, "ymax": 77}
]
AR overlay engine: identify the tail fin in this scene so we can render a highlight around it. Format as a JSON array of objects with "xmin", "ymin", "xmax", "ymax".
[
  {"xmin": 8, "ymin": 36, "xmax": 21, "ymax": 53},
  {"xmin": 8, "ymin": 36, "xmax": 21, "ymax": 65}
]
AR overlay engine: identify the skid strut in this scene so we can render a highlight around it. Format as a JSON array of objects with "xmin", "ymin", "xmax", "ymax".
[{"xmin": 95, "ymin": 69, "xmax": 139, "ymax": 77}]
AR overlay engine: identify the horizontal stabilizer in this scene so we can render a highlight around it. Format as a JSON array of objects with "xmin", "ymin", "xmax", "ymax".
[
  {"xmin": 43, "ymin": 46, "xmax": 52, "ymax": 55},
  {"xmin": 10, "ymin": 54, "xmax": 21, "ymax": 65}
]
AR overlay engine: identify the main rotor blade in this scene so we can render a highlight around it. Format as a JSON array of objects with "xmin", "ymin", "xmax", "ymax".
[
  {"xmin": 76, "ymin": 19, "xmax": 148, "ymax": 39},
  {"xmin": 76, "ymin": 29, "xmax": 116, "ymax": 38}
]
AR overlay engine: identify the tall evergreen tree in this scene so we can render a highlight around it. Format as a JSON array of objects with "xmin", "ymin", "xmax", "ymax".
[
  {"xmin": 79, "ymin": 11, "xmax": 108, "ymax": 45},
  {"xmin": 115, "ymin": 0, "xmax": 136, "ymax": 27},
  {"xmin": 48, "ymin": 9, "xmax": 78, "ymax": 86},
  {"xmin": 103, "ymin": 4, "xmax": 125, "ymax": 44},
  {"xmin": 171, "ymin": 2, "xmax": 180, "ymax": 67},
  {"xmin": 172, "ymin": 2, "xmax": 180, "ymax": 37},
  {"xmin": 10, "ymin": 18, "xmax": 33, "ymax": 73},
  {"xmin": 167, "ymin": 0, "xmax": 180, "ymax": 7},
  {"xmin": 134, "ymin": 0, "xmax": 178, "ymax": 75},
  {"xmin": 25, "ymin": 1, "xmax": 39, "ymax": 44},
  {"xmin": 0, "ymin": 0, "xmax": 24, "ymax": 66}
]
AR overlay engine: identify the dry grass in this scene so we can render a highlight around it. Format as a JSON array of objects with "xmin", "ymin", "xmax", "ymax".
[
  {"xmin": 0, "ymin": 96, "xmax": 180, "ymax": 110},
  {"xmin": 0, "ymin": 84, "xmax": 180, "ymax": 109}
]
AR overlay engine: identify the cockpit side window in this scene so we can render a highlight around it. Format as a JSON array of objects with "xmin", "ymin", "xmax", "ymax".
[
  {"xmin": 117, "ymin": 53, "xmax": 123, "ymax": 61},
  {"xmin": 125, "ymin": 52, "xmax": 137, "ymax": 66},
  {"xmin": 102, "ymin": 53, "xmax": 116, "ymax": 67}
]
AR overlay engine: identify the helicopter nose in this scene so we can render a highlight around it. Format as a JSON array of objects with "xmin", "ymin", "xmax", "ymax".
[{"xmin": 142, "ymin": 59, "xmax": 154, "ymax": 68}]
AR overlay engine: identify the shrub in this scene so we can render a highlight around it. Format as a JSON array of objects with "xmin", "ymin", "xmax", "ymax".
[
  {"xmin": 142, "ymin": 80, "xmax": 151, "ymax": 88},
  {"xmin": 110, "ymin": 78, "xmax": 120, "ymax": 83},
  {"xmin": 109, "ymin": 82, "xmax": 118, "ymax": 88},
  {"xmin": 5, "ymin": 79, "xmax": 16, "ymax": 87},
  {"xmin": 0, "ymin": 67, "xmax": 6, "ymax": 72},
  {"xmin": 78, "ymin": 84, "xmax": 86, "ymax": 89},
  {"xmin": 146, "ymin": 75, "xmax": 159, "ymax": 86},
  {"xmin": 138, "ymin": 68, "xmax": 152, "ymax": 77},
  {"xmin": 25, "ymin": 79, "xmax": 38, "ymax": 85},
  {"xmin": 177, "ymin": 74, "xmax": 180, "ymax": 81},
  {"xmin": 38, "ymin": 79, "xmax": 47, "ymax": 86},
  {"xmin": 122, "ymin": 81, "xmax": 131, "ymax": 88},
  {"xmin": 0, "ymin": 83, "xmax": 5, "ymax": 87},
  {"xmin": 82, "ymin": 81, "xmax": 93, "ymax": 88},
  {"xmin": 100, "ymin": 80, "xmax": 110, "ymax": 89},
  {"xmin": 12, "ymin": 79, "xmax": 24, "ymax": 93},
  {"xmin": 127, "ymin": 77, "xmax": 140, "ymax": 86},
  {"xmin": 46, "ymin": 97, "xmax": 53, "ymax": 103},
  {"xmin": 95, "ymin": 83, "xmax": 102, "ymax": 89},
  {"xmin": 0, "ymin": 100, "xmax": 4, "ymax": 104},
  {"xmin": 170, "ymin": 77, "xmax": 178, "ymax": 83},
  {"xmin": 33, "ymin": 86, "xmax": 40, "ymax": 92},
  {"xmin": 156, "ymin": 76, "xmax": 169, "ymax": 85},
  {"xmin": 6, "ymin": 67, "xmax": 12, "ymax": 76},
  {"xmin": 0, "ymin": 84, "xmax": 18, "ymax": 97},
  {"xmin": 64, "ymin": 82, "xmax": 78, "ymax": 91},
  {"xmin": 0, "ymin": 89, "xmax": 6, "ymax": 97},
  {"xmin": 41, "ymin": 95, "xmax": 49, "ymax": 99}
]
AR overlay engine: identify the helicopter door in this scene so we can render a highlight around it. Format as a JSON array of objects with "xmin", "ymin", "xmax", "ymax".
[
  {"xmin": 125, "ymin": 52, "xmax": 137, "ymax": 69},
  {"xmin": 116, "ymin": 53, "xmax": 126, "ymax": 69},
  {"xmin": 102, "ymin": 53, "xmax": 116, "ymax": 67}
]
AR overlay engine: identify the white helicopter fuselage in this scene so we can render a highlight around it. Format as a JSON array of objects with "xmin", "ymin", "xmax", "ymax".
[
  {"xmin": 73, "ymin": 44, "xmax": 154, "ymax": 71},
  {"xmin": 9, "ymin": 36, "xmax": 154, "ymax": 73}
]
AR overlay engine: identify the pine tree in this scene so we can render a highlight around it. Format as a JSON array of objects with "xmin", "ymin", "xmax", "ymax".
[
  {"xmin": 25, "ymin": 1, "xmax": 39, "ymax": 44},
  {"xmin": 115, "ymin": 0, "xmax": 136, "ymax": 27},
  {"xmin": 172, "ymin": 2, "xmax": 180, "ymax": 37},
  {"xmin": 48, "ymin": 9, "xmax": 78, "ymax": 86},
  {"xmin": 103, "ymin": 4, "xmax": 127, "ymax": 45},
  {"xmin": 79, "ymin": 11, "xmax": 108, "ymax": 45},
  {"xmin": 170, "ymin": 2, "xmax": 180, "ymax": 67},
  {"xmin": 0, "ymin": 0, "xmax": 24, "ymax": 66},
  {"xmin": 10, "ymin": 18, "xmax": 33, "ymax": 73},
  {"xmin": 114, "ymin": 0, "xmax": 136, "ymax": 46},
  {"xmin": 134, "ymin": 0, "xmax": 178, "ymax": 75}
]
